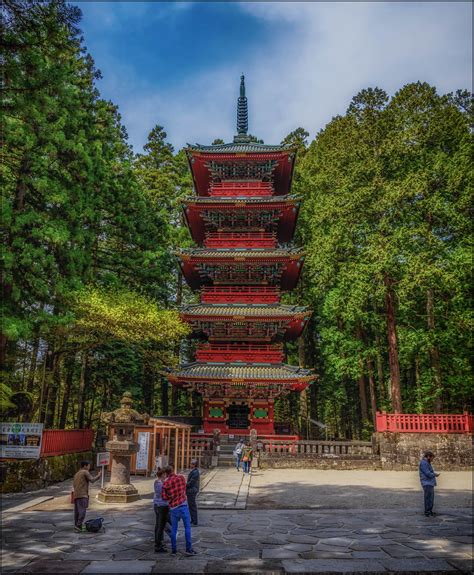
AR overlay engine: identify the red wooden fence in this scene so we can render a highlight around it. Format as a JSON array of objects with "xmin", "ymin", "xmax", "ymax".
[
  {"xmin": 376, "ymin": 412, "xmax": 473, "ymax": 433},
  {"xmin": 40, "ymin": 429, "xmax": 94, "ymax": 457}
]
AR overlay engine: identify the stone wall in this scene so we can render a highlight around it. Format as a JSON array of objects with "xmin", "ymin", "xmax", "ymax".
[
  {"xmin": 258, "ymin": 454, "xmax": 381, "ymax": 470},
  {"xmin": 374, "ymin": 432, "xmax": 473, "ymax": 470},
  {"xmin": 0, "ymin": 451, "xmax": 93, "ymax": 493}
]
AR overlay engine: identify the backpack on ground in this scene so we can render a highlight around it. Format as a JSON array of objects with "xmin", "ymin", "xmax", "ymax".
[{"xmin": 85, "ymin": 517, "xmax": 105, "ymax": 533}]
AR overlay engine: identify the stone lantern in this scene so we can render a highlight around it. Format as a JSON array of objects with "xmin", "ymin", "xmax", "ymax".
[{"xmin": 98, "ymin": 392, "xmax": 149, "ymax": 503}]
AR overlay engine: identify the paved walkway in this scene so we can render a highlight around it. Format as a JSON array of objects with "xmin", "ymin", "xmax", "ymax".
[
  {"xmin": 198, "ymin": 468, "xmax": 250, "ymax": 509},
  {"xmin": 1, "ymin": 469, "xmax": 472, "ymax": 573}
]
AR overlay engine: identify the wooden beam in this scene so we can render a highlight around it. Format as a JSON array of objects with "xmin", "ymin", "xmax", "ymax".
[
  {"xmin": 181, "ymin": 428, "xmax": 185, "ymax": 470},
  {"xmin": 174, "ymin": 427, "xmax": 178, "ymax": 471}
]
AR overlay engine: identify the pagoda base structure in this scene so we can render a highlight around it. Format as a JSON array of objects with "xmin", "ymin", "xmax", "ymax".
[{"xmin": 203, "ymin": 398, "xmax": 275, "ymax": 435}]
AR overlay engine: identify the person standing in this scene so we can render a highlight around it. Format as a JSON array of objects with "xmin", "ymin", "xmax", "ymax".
[
  {"xmin": 186, "ymin": 459, "xmax": 200, "ymax": 526},
  {"xmin": 153, "ymin": 469, "xmax": 172, "ymax": 553},
  {"xmin": 241, "ymin": 442, "xmax": 253, "ymax": 474},
  {"xmin": 162, "ymin": 465, "xmax": 197, "ymax": 555},
  {"xmin": 419, "ymin": 450, "xmax": 440, "ymax": 517},
  {"xmin": 72, "ymin": 461, "xmax": 101, "ymax": 532},
  {"xmin": 233, "ymin": 439, "xmax": 244, "ymax": 471}
]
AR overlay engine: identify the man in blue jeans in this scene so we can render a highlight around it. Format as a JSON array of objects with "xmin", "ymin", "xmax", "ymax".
[
  {"xmin": 419, "ymin": 450, "xmax": 440, "ymax": 517},
  {"xmin": 162, "ymin": 465, "xmax": 196, "ymax": 556}
]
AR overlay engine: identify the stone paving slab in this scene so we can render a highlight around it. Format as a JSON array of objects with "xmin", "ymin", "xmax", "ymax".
[
  {"xmin": 282, "ymin": 559, "xmax": 387, "ymax": 572},
  {"xmin": 81, "ymin": 560, "xmax": 155, "ymax": 574},
  {"xmin": 19, "ymin": 559, "xmax": 91, "ymax": 573}
]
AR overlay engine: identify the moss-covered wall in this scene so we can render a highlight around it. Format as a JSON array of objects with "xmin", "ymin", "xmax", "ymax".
[{"xmin": 0, "ymin": 451, "xmax": 93, "ymax": 493}]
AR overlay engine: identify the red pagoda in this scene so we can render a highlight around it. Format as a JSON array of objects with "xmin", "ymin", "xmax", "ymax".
[{"xmin": 167, "ymin": 76, "xmax": 315, "ymax": 436}]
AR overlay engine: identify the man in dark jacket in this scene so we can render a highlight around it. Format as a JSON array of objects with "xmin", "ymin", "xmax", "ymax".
[
  {"xmin": 186, "ymin": 459, "xmax": 200, "ymax": 526},
  {"xmin": 419, "ymin": 450, "xmax": 440, "ymax": 517}
]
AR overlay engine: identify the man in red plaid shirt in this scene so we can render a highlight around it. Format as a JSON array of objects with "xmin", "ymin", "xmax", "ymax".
[{"xmin": 162, "ymin": 465, "xmax": 196, "ymax": 555}]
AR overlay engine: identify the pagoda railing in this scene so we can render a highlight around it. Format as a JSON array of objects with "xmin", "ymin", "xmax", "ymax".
[
  {"xmin": 201, "ymin": 286, "xmax": 280, "ymax": 304},
  {"xmin": 209, "ymin": 180, "xmax": 273, "ymax": 197},
  {"xmin": 196, "ymin": 343, "xmax": 284, "ymax": 363},
  {"xmin": 204, "ymin": 231, "xmax": 277, "ymax": 249},
  {"xmin": 376, "ymin": 411, "xmax": 473, "ymax": 433}
]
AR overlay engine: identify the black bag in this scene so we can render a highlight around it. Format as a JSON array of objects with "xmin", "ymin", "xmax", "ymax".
[{"xmin": 84, "ymin": 517, "xmax": 104, "ymax": 533}]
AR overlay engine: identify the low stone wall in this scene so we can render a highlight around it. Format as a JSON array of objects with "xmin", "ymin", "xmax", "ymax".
[
  {"xmin": 258, "ymin": 454, "xmax": 381, "ymax": 470},
  {"xmin": 0, "ymin": 451, "xmax": 93, "ymax": 493},
  {"xmin": 374, "ymin": 432, "xmax": 473, "ymax": 470}
]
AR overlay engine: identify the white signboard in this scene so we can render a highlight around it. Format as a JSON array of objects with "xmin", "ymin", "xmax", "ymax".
[
  {"xmin": 136, "ymin": 432, "xmax": 150, "ymax": 471},
  {"xmin": 0, "ymin": 423, "xmax": 43, "ymax": 459},
  {"xmin": 96, "ymin": 452, "xmax": 110, "ymax": 467}
]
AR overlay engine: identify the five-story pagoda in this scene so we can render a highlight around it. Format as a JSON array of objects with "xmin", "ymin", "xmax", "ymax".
[{"xmin": 168, "ymin": 76, "xmax": 315, "ymax": 436}]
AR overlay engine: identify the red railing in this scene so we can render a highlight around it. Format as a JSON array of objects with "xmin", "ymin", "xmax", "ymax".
[
  {"xmin": 196, "ymin": 343, "xmax": 284, "ymax": 363},
  {"xmin": 40, "ymin": 429, "xmax": 94, "ymax": 457},
  {"xmin": 204, "ymin": 231, "xmax": 277, "ymax": 249},
  {"xmin": 209, "ymin": 181, "xmax": 273, "ymax": 197},
  {"xmin": 201, "ymin": 286, "xmax": 280, "ymax": 304},
  {"xmin": 376, "ymin": 412, "xmax": 473, "ymax": 433}
]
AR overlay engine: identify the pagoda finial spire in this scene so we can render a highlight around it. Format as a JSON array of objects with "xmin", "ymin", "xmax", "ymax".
[{"xmin": 236, "ymin": 74, "xmax": 248, "ymax": 136}]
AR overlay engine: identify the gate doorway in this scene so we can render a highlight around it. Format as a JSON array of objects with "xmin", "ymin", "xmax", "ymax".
[{"xmin": 227, "ymin": 404, "xmax": 250, "ymax": 429}]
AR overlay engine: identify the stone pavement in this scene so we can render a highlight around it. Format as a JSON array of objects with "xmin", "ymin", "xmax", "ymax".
[
  {"xmin": 1, "ymin": 469, "xmax": 472, "ymax": 574},
  {"xmin": 198, "ymin": 468, "xmax": 250, "ymax": 509}
]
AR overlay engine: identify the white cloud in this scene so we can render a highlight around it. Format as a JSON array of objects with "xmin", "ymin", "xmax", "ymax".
[{"xmin": 97, "ymin": 2, "xmax": 472, "ymax": 151}]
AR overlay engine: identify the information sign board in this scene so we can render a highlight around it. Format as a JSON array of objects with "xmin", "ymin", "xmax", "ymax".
[
  {"xmin": 0, "ymin": 423, "xmax": 43, "ymax": 459},
  {"xmin": 136, "ymin": 432, "xmax": 150, "ymax": 471},
  {"xmin": 96, "ymin": 452, "xmax": 110, "ymax": 467}
]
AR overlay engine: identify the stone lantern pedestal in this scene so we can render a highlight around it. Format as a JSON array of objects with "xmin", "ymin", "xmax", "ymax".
[{"xmin": 97, "ymin": 392, "xmax": 149, "ymax": 504}]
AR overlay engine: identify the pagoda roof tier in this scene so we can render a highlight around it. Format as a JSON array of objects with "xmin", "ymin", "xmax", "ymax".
[
  {"xmin": 181, "ymin": 303, "xmax": 307, "ymax": 317},
  {"xmin": 181, "ymin": 303, "xmax": 310, "ymax": 341},
  {"xmin": 187, "ymin": 142, "xmax": 293, "ymax": 154},
  {"xmin": 179, "ymin": 248, "xmax": 304, "ymax": 291},
  {"xmin": 182, "ymin": 196, "xmax": 299, "ymax": 244},
  {"xmin": 185, "ymin": 147, "xmax": 296, "ymax": 197},
  {"xmin": 167, "ymin": 361, "xmax": 314, "ymax": 385}
]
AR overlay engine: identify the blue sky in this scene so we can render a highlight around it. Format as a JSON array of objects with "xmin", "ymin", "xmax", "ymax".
[{"xmin": 79, "ymin": 2, "xmax": 472, "ymax": 152}]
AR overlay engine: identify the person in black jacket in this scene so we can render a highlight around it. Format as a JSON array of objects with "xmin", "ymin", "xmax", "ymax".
[{"xmin": 186, "ymin": 459, "xmax": 200, "ymax": 526}]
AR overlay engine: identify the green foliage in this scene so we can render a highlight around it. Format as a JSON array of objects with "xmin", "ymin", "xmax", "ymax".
[
  {"xmin": 70, "ymin": 287, "xmax": 190, "ymax": 346},
  {"xmin": 1, "ymin": 1, "xmax": 190, "ymax": 428},
  {"xmin": 294, "ymin": 82, "xmax": 473, "ymax": 437}
]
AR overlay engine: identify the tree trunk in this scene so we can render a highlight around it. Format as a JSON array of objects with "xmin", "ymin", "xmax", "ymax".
[
  {"xmin": 176, "ymin": 268, "xmax": 183, "ymax": 306},
  {"xmin": 26, "ymin": 334, "xmax": 41, "ymax": 392},
  {"xmin": 45, "ymin": 354, "xmax": 62, "ymax": 428},
  {"xmin": 426, "ymin": 288, "xmax": 442, "ymax": 412},
  {"xmin": 366, "ymin": 357, "xmax": 378, "ymax": 427},
  {"xmin": 384, "ymin": 274, "xmax": 402, "ymax": 412},
  {"xmin": 39, "ymin": 348, "xmax": 54, "ymax": 423},
  {"xmin": 59, "ymin": 355, "xmax": 75, "ymax": 429},
  {"xmin": 357, "ymin": 359, "xmax": 369, "ymax": 422},
  {"xmin": 415, "ymin": 355, "xmax": 421, "ymax": 411},
  {"xmin": 171, "ymin": 387, "xmax": 179, "ymax": 416},
  {"xmin": 375, "ymin": 334, "xmax": 387, "ymax": 402},
  {"xmin": 161, "ymin": 378, "xmax": 169, "ymax": 415},
  {"xmin": 87, "ymin": 390, "xmax": 96, "ymax": 428},
  {"xmin": 77, "ymin": 353, "xmax": 88, "ymax": 429}
]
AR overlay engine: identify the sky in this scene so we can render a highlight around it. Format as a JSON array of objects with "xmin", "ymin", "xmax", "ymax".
[{"xmin": 78, "ymin": 2, "xmax": 472, "ymax": 152}]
